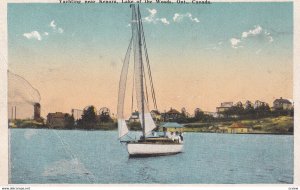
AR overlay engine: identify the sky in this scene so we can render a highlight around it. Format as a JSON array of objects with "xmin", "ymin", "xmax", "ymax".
[{"xmin": 8, "ymin": 2, "xmax": 293, "ymax": 118}]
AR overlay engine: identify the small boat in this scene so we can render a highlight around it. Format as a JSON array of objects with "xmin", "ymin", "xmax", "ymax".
[{"xmin": 117, "ymin": 4, "xmax": 183, "ymax": 157}]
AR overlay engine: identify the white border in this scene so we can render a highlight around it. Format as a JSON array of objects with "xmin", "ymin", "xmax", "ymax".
[
  {"xmin": 0, "ymin": 0, "xmax": 299, "ymax": 188},
  {"xmin": 0, "ymin": 0, "xmax": 8, "ymax": 185}
]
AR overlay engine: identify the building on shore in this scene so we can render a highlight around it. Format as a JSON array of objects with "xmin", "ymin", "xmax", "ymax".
[
  {"xmin": 216, "ymin": 102, "xmax": 233, "ymax": 112},
  {"xmin": 47, "ymin": 112, "xmax": 74, "ymax": 128},
  {"xmin": 128, "ymin": 110, "xmax": 163, "ymax": 123},
  {"xmin": 128, "ymin": 111, "xmax": 140, "ymax": 123},
  {"xmin": 228, "ymin": 123, "xmax": 252, "ymax": 134},
  {"xmin": 34, "ymin": 103, "xmax": 44, "ymax": 123},
  {"xmin": 217, "ymin": 125, "xmax": 228, "ymax": 133},
  {"xmin": 216, "ymin": 102, "xmax": 233, "ymax": 118},
  {"xmin": 161, "ymin": 108, "xmax": 183, "ymax": 122},
  {"xmin": 159, "ymin": 122, "xmax": 184, "ymax": 133},
  {"xmin": 204, "ymin": 111, "xmax": 218, "ymax": 118},
  {"xmin": 273, "ymin": 97, "xmax": 293, "ymax": 110},
  {"xmin": 254, "ymin": 100, "xmax": 267, "ymax": 109}
]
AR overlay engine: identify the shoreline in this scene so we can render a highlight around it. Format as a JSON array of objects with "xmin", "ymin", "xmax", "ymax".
[
  {"xmin": 8, "ymin": 126, "xmax": 293, "ymax": 135},
  {"xmin": 9, "ymin": 115, "xmax": 294, "ymax": 135}
]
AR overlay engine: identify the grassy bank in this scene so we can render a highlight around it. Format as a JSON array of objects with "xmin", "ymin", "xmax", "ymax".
[{"xmin": 184, "ymin": 116, "xmax": 293, "ymax": 134}]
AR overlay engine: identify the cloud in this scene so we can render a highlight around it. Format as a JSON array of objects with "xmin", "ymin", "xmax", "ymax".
[
  {"xmin": 148, "ymin": 8, "xmax": 157, "ymax": 16},
  {"xmin": 49, "ymin": 20, "xmax": 64, "ymax": 33},
  {"xmin": 143, "ymin": 9, "xmax": 170, "ymax": 25},
  {"xmin": 242, "ymin": 25, "xmax": 263, "ymax": 38},
  {"xmin": 136, "ymin": 9, "xmax": 199, "ymax": 26},
  {"xmin": 205, "ymin": 41, "xmax": 224, "ymax": 51},
  {"xmin": 160, "ymin": 18, "xmax": 170, "ymax": 25},
  {"xmin": 230, "ymin": 25, "xmax": 274, "ymax": 49},
  {"xmin": 22, "ymin": 20, "xmax": 64, "ymax": 42},
  {"xmin": 173, "ymin": 13, "xmax": 200, "ymax": 23},
  {"xmin": 230, "ymin": 38, "xmax": 242, "ymax": 49},
  {"xmin": 23, "ymin": 31, "xmax": 42, "ymax": 41},
  {"xmin": 241, "ymin": 25, "xmax": 273, "ymax": 43},
  {"xmin": 268, "ymin": 36, "xmax": 274, "ymax": 42},
  {"xmin": 144, "ymin": 9, "xmax": 157, "ymax": 23},
  {"xmin": 50, "ymin": 20, "xmax": 57, "ymax": 29},
  {"xmin": 266, "ymin": 33, "xmax": 274, "ymax": 42},
  {"xmin": 57, "ymin": 28, "xmax": 64, "ymax": 34}
]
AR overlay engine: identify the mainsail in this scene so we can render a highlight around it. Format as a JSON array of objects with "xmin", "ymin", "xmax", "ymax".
[{"xmin": 117, "ymin": 5, "xmax": 157, "ymax": 139}]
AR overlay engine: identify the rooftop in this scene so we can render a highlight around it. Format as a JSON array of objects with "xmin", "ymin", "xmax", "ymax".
[
  {"xmin": 166, "ymin": 108, "xmax": 181, "ymax": 114},
  {"xmin": 160, "ymin": 122, "xmax": 184, "ymax": 128},
  {"xmin": 229, "ymin": 123, "xmax": 249, "ymax": 128},
  {"xmin": 151, "ymin": 110, "xmax": 161, "ymax": 115},
  {"xmin": 274, "ymin": 97, "xmax": 292, "ymax": 104}
]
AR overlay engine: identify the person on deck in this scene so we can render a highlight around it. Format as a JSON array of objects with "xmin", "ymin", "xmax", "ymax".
[
  {"xmin": 163, "ymin": 127, "xmax": 167, "ymax": 137},
  {"xmin": 179, "ymin": 132, "xmax": 183, "ymax": 142}
]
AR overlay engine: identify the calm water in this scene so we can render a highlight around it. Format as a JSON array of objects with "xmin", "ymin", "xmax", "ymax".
[{"xmin": 9, "ymin": 129, "xmax": 293, "ymax": 184}]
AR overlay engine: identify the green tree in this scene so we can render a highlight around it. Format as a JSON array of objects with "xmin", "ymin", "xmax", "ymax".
[
  {"xmin": 194, "ymin": 108, "xmax": 204, "ymax": 121},
  {"xmin": 65, "ymin": 114, "xmax": 75, "ymax": 129},
  {"xmin": 81, "ymin": 106, "xmax": 97, "ymax": 128},
  {"xmin": 244, "ymin": 104, "xmax": 255, "ymax": 118},
  {"xmin": 99, "ymin": 112, "xmax": 112, "ymax": 122}
]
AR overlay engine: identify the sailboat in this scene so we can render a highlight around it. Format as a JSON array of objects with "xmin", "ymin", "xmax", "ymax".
[{"xmin": 117, "ymin": 4, "xmax": 183, "ymax": 157}]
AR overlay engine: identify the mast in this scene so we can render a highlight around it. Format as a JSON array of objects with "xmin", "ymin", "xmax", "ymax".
[
  {"xmin": 137, "ymin": 5, "xmax": 146, "ymax": 139},
  {"xmin": 129, "ymin": 5, "xmax": 157, "ymax": 139}
]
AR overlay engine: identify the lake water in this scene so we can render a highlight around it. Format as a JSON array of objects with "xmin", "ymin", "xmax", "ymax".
[{"xmin": 9, "ymin": 129, "xmax": 293, "ymax": 184}]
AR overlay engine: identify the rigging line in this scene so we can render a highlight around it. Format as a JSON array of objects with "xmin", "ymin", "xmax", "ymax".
[
  {"xmin": 136, "ymin": 5, "xmax": 146, "ymax": 138},
  {"xmin": 142, "ymin": 36, "xmax": 157, "ymax": 110},
  {"xmin": 53, "ymin": 130, "xmax": 76, "ymax": 160},
  {"xmin": 139, "ymin": 9, "xmax": 158, "ymax": 110},
  {"xmin": 129, "ymin": 5, "xmax": 137, "ymax": 116},
  {"xmin": 52, "ymin": 130, "xmax": 96, "ymax": 183},
  {"xmin": 127, "ymin": 35, "xmax": 134, "ymax": 114},
  {"xmin": 125, "ymin": 134, "xmax": 135, "ymax": 140},
  {"xmin": 142, "ymin": 56, "xmax": 150, "ymax": 107},
  {"xmin": 131, "ymin": 61, "xmax": 135, "ymax": 114}
]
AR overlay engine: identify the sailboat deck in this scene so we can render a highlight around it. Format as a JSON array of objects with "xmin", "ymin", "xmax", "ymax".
[{"xmin": 127, "ymin": 137, "xmax": 181, "ymax": 144}]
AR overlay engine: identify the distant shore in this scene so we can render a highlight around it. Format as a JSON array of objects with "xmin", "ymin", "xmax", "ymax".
[{"xmin": 9, "ymin": 116, "xmax": 293, "ymax": 135}]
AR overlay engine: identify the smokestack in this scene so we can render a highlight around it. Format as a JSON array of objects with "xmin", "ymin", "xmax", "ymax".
[
  {"xmin": 34, "ymin": 103, "xmax": 41, "ymax": 120},
  {"xmin": 11, "ymin": 107, "xmax": 13, "ymax": 120},
  {"xmin": 15, "ymin": 106, "xmax": 16, "ymax": 120}
]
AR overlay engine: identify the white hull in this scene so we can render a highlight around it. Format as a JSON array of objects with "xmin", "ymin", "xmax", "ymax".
[{"xmin": 127, "ymin": 143, "xmax": 183, "ymax": 157}]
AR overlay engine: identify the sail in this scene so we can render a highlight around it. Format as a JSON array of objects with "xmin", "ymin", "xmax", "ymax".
[
  {"xmin": 139, "ymin": 112, "xmax": 157, "ymax": 135},
  {"xmin": 117, "ymin": 5, "xmax": 157, "ymax": 139},
  {"xmin": 117, "ymin": 38, "xmax": 133, "ymax": 138},
  {"xmin": 132, "ymin": 6, "xmax": 157, "ymax": 136}
]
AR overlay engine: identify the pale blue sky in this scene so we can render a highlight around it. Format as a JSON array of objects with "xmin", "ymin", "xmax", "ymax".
[
  {"xmin": 8, "ymin": 3, "xmax": 293, "ymax": 58},
  {"xmin": 8, "ymin": 2, "xmax": 293, "ymax": 117}
]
